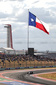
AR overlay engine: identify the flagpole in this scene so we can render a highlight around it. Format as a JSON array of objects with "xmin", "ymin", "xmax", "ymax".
[{"xmin": 27, "ymin": 9, "xmax": 29, "ymax": 51}]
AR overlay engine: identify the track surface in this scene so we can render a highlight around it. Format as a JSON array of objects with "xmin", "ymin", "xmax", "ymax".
[{"xmin": 3, "ymin": 69, "xmax": 56, "ymax": 85}]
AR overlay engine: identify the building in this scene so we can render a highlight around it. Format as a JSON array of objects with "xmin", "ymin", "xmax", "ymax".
[
  {"xmin": 0, "ymin": 47, "xmax": 15, "ymax": 55},
  {"xmin": 0, "ymin": 48, "xmax": 25, "ymax": 55}
]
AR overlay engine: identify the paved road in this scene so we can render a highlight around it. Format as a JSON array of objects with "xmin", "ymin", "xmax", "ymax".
[
  {"xmin": 3, "ymin": 69, "xmax": 56, "ymax": 85},
  {"xmin": 0, "ymin": 83, "xmax": 7, "ymax": 85}
]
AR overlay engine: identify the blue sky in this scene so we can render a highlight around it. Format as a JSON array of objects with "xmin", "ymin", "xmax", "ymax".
[{"xmin": 0, "ymin": 0, "xmax": 56, "ymax": 51}]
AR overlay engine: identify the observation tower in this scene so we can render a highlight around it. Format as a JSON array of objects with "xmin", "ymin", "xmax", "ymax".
[{"xmin": 4, "ymin": 24, "xmax": 13, "ymax": 49}]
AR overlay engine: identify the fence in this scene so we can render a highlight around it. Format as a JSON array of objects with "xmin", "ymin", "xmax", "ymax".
[{"xmin": 0, "ymin": 59, "xmax": 56, "ymax": 70}]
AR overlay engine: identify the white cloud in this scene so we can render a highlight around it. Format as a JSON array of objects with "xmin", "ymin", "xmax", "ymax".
[
  {"xmin": 0, "ymin": 2, "xmax": 13, "ymax": 14},
  {"xmin": 15, "ymin": 9, "xmax": 24, "ymax": 16}
]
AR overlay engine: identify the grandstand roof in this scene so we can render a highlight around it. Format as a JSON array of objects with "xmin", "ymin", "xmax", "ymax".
[
  {"xmin": 0, "ymin": 47, "xmax": 14, "ymax": 51},
  {"xmin": 3, "ymin": 47, "xmax": 14, "ymax": 50},
  {"xmin": 34, "ymin": 52, "xmax": 47, "ymax": 56}
]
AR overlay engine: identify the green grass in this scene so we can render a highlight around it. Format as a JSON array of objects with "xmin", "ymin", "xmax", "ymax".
[{"xmin": 0, "ymin": 78, "xmax": 11, "ymax": 81}]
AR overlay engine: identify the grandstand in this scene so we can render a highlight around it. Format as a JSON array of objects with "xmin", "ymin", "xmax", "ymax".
[
  {"xmin": 0, "ymin": 50, "xmax": 56, "ymax": 69},
  {"xmin": 47, "ymin": 52, "xmax": 56, "ymax": 59}
]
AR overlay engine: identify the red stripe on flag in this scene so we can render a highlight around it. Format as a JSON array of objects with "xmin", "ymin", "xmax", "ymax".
[{"xmin": 36, "ymin": 22, "xmax": 49, "ymax": 34}]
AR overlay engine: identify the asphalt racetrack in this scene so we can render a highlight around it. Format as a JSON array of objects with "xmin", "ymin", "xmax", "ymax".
[{"xmin": 3, "ymin": 68, "xmax": 56, "ymax": 85}]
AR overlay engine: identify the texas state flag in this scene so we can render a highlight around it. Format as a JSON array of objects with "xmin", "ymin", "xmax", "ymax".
[{"xmin": 29, "ymin": 12, "xmax": 49, "ymax": 34}]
